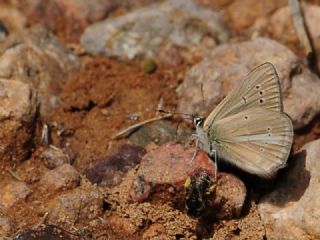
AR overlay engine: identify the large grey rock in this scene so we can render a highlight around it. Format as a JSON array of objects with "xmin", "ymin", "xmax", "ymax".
[
  {"xmin": 81, "ymin": 0, "xmax": 229, "ymax": 60},
  {"xmin": 259, "ymin": 139, "xmax": 320, "ymax": 240},
  {"xmin": 177, "ymin": 37, "xmax": 320, "ymax": 129}
]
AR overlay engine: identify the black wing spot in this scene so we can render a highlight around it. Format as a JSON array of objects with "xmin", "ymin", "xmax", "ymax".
[
  {"xmin": 244, "ymin": 115, "xmax": 248, "ymax": 120},
  {"xmin": 259, "ymin": 91, "xmax": 263, "ymax": 95},
  {"xmin": 264, "ymin": 142, "xmax": 268, "ymax": 145},
  {"xmin": 267, "ymin": 127, "xmax": 271, "ymax": 131},
  {"xmin": 260, "ymin": 148, "xmax": 264, "ymax": 152},
  {"xmin": 259, "ymin": 99, "xmax": 264, "ymax": 104},
  {"xmin": 255, "ymin": 85, "xmax": 261, "ymax": 89},
  {"xmin": 268, "ymin": 133, "xmax": 271, "ymax": 136}
]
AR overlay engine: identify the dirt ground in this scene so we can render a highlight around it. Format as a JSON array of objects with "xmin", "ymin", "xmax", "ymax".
[{"xmin": 2, "ymin": 0, "xmax": 320, "ymax": 239}]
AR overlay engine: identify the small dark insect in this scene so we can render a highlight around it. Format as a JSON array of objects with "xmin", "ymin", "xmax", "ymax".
[{"xmin": 184, "ymin": 169, "xmax": 216, "ymax": 217}]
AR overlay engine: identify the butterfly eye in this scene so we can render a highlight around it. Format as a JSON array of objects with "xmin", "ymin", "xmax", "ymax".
[{"xmin": 194, "ymin": 117, "xmax": 203, "ymax": 127}]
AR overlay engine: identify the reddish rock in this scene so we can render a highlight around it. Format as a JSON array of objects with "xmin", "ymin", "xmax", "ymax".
[
  {"xmin": 210, "ymin": 173, "xmax": 246, "ymax": 219},
  {"xmin": 0, "ymin": 79, "xmax": 37, "ymax": 164},
  {"xmin": 0, "ymin": 181, "xmax": 31, "ymax": 209},
  {"xmin": 39, "ymin": 145, "xmax": 76, "ymax": 169},
  {"xmin": 0, "ymin": 2, "xmax": 26, "ymax": 32},
  {"xmin": 128, "ymin": 142, "xmax": 217, "ymax": 203},
  {"xmin": 224, "ymin": 0, "xmax": 286, "ymax": 30},
  {"xmin": 129, "ymin": 142, "xmax": 246, "ymax": 219},
  {"xmin": 47, "ymin": 182, "xmax": 103, "ymax": 228},
  {"xmin": 39, "ymin": 164, "xmax": 80, "ymax": 192},
  {"xmin": 0, "ymin": 26, "xmax": 80, "ymax": 115}
]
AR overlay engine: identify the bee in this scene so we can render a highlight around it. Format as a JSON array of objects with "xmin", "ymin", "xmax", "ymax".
[{"xmin": 184, "ymin": 169, "xmax": 216, "ymax": 217}]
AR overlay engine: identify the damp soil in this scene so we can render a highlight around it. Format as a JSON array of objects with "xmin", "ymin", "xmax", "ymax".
[{"xmin": 3, "ymin": 1, "xmax": 320, "ymax": 240}]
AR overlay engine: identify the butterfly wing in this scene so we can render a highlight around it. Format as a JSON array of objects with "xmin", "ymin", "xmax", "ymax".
[
  {"xmin": 204, "ymin": 62, "xmax": 283, "ymax": 130},
  {"xmin": 210, "ymin": 107, "xmax": 293, "ymax": 177}
]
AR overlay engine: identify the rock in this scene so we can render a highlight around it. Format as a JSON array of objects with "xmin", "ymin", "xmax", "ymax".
[
  {"xmin": 19, "ymin": 0, "xmax": 160, "ymax": 43},
  {"xmin": 81, "ymin": 0, "xmax": 229, "ymax": 60},
  {"xmin": 47, "ymin": 181, "xmax": 103, "ymax": 227},
  {"xmin": 12, "ymin": 225, "xmax": 72, "ymax": 240},
  {"xmin": 223, "ymin": 0, "xmax": 286, "ymax": 30},
  {"xmin": 0, "ymin": 22, "xmax": 8, "ymax": 42},
  {"xmin": 259, "ymin": 139, "xmax": 320, "ymax": 240},
  {"xmin": 85, "ymin": 144, "xmax": 145, "ymax": 187},
  {"xmin": 39, "ymin": 145, "xmax": 76, "ymax": 169},
  {"xmin": 210, "ymin": 173, "xmax": 246, "ymax": 219},
  {"xmin": 0, "ymin": 26, "xmax": 80, "ymax": 115},
  {"xmin": 0, "ymin": 213, "xmax": 12, "ymax": 238},
  {"xmin": 177, "ymin": 37, "xmax": 320, "ymax": 129},
  {"xmin": 0, "ymin": 181, "xmax": 31, "ymax": 209},
  {"xmin": 128, "ymin": 142, "xmax": 214, "ymax": 202},
  {"xmin": 39, "ymin": 164, "xmax": 80, "ymax": 192},
  {"xmin": 197, "ymin": 0, "xmax": 233, "ymax": 10},
  {"xmin": 0, "ymin": 2, "xmax": 26, "ymax": 32},
  {"xmin": 284, "ymin": 66, "xmax": 320, "ymax": 128},
  {"xmin": 128, "ymin": 120, "xmax": 192, "ymax": 147},
  {"xmin": 0, "ymin": 79, "xmax": 37, "ymax": 163},
  {"xmin": 270, "ymin": 3, "xmax": 320, "ymax": 57},
  {"xmin": 142, "ymin": 223, "xmax": 168, "ymax": 240},
  {"xmin": 129, "ymin": 142, "xmax": 246, "ymax": 219}
]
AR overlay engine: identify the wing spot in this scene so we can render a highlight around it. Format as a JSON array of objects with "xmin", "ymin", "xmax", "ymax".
[
  {"xmin": 259, "ymin": 91, "xmax": 263, "ymax": 95},
  {"xmin": 244, "ymin": 115, "xmax": 248, "ymax": 120},
  {"xmin": 256, "ymin": 85, "xmax": 261, "ymax": 89},
  {"xmin": 267, "ymin": 127, "xmax": 271, "ymax": 131},
  {"xmin": 242, "ymin": 96, "xmax": 247, "ymax": 103},
  {"xmin": 260, "ymin": 148, "xmax": 264, "ymax": 152},
  {"xmin": 259, "ymin": 99, "xmax": 264, "ymax": 104},
  {"xmin": 268, "ymin": 133, "xmax": 271, "ymax": 136},
  {"xmin": 264, "ymin": 142, "xmax": 268, "ymax": 145}
]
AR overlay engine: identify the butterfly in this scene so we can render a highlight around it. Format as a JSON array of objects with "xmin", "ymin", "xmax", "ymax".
[{"xmin": 195, "ymin": 62, "xmax": 293, "ymax": 177}]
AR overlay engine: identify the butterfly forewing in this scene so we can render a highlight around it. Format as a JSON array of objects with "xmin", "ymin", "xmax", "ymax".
[
  {"xmin": 204, "ymin": 62, "xmax": 282, "ymax": 130},
  {"xmin": 211, "ymin": 108, "xmax": 293, "ymax": 176}
]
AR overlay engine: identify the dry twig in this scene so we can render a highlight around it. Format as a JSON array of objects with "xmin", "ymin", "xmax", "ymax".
[{"xmin": 111, "ymin": 113, "xmax": 172, "ymax": 139}]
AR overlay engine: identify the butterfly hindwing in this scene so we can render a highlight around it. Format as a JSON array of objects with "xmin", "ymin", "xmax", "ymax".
[
  {"xmin": 209, "ymin": 108, "xmax": 293, "ymax": 176},
  {"xmin": 204, "ymin": 62, "xmax": 283, "ymax": 130}
]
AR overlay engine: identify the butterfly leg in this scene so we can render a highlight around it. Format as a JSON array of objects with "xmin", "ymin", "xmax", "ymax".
[
  {"xmin": 209, "ymin": 149, "xmax": 218, "ymax": 182},
  {"xmin": 191, "ymin": 138, "xmax": 199, "ymax": 162}
]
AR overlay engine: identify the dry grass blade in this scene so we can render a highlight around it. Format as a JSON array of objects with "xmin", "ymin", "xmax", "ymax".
[{"xmin": 111, "ymin": 113, "xmax": 172, "ymax": 139}]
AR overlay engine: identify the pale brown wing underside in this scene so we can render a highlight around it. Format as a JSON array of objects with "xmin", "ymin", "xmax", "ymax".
[
  {"xmin": 210, "ymin": 107, "xmax": 293, "ymax": 176},
  {"xmin": 204, "ymin": 62, "xmax": 282, "ymax": 130}
]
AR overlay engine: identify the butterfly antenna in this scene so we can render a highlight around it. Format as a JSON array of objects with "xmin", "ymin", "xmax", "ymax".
[
  {"xmin": 200, "ymin": 83, "xmax": 206, "ymax": 111},
  {"xmin": 157, "ymin": 109, "xmax": 194, "ymax": 120}
]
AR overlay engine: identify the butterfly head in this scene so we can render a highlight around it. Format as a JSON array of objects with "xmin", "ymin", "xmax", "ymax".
[{"xmin": 193, "ymin": 116, "xmax": 204, "ymax": 128}]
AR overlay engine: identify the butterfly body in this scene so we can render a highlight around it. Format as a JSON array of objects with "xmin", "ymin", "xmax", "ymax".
[{"xmin": 196, "ymin": 63, "xmax": 293, "ymax": 177}]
